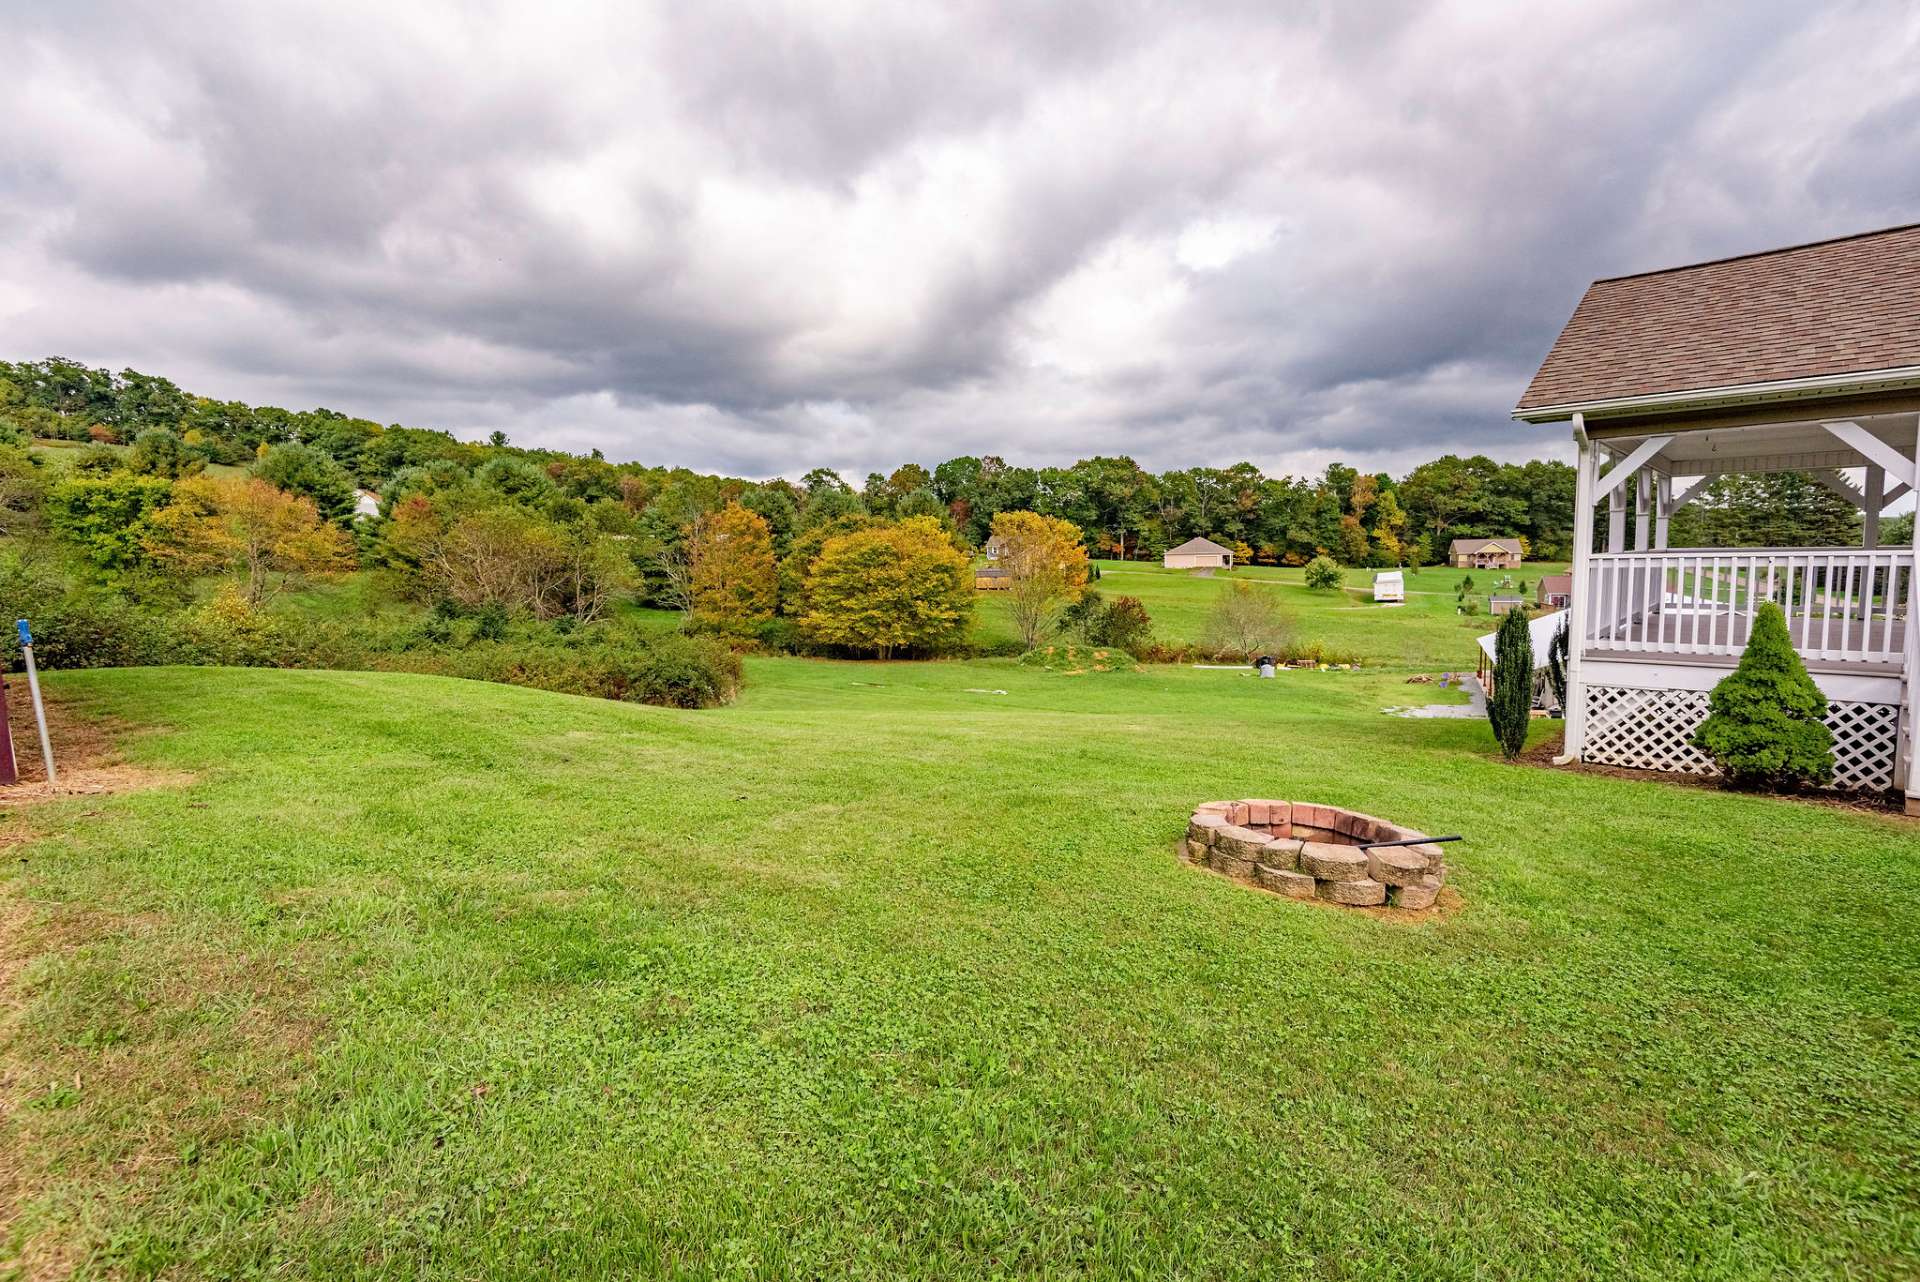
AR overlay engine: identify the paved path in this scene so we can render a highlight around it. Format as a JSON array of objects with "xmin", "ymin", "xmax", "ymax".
[{"xmin": 1381, "ymin": 676, "xmax": 1485, "ymax": 719}]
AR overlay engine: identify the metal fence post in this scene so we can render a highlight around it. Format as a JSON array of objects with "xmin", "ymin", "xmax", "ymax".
[{"xmin": 16, "ymin": 620, "xmax": 54, "ymax": 792}]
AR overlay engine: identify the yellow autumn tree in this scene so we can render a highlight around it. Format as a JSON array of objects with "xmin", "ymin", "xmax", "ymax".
[
  {"xmin": 690, "ymin": 502, "xmax": 777, "ymax": 634},
  {"xmin": 145, "ymin": 475, "xmax": 355, "ymax": 603},
  {"xmin": 990, "ymin": 510, "xmax": 1091, "ymax": 648},
  {"xmin": 799, "ymin": 516, "xmax": 973, "ymax": 657}
]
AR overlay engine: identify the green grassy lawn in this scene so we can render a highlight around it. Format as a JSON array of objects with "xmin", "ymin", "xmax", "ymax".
[
  {"xmin": 2, "ymin": 659, "xmax": 1912, "ymax": 1278},
  {"xmin": 975, "ymin": 560, "xmax": 1568, "ymax": 669}
]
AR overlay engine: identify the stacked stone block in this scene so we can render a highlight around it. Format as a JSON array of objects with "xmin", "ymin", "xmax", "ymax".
[{"xmin": 1181, "ymin": 800, "xmax": 1446, "ymax": 911}]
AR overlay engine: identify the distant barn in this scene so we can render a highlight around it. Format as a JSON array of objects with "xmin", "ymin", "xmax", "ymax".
[{"xmin": 1163, "ymin": 537, "xmax": 1234, "ymax": 570}]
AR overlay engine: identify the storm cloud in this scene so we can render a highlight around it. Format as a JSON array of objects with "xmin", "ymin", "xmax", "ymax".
[{"xmin": 3, "ymin": 0, "xmax": 1917, "ymax": 479}]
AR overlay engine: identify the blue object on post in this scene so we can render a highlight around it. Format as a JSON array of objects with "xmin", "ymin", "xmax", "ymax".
[{"xmin": 15, "ymin": 619, "xmax": 29, "ymax": 646}]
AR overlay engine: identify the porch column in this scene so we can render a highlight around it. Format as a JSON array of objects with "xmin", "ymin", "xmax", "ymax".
[
  {"xmin": 1633, "ymin": 471, "xmax": 1652, "ymax": 551},
  {"xmin": 1607, "ymin": 464, "xmax": 1626, "ymax": 553},
  {"xmin": 1863, "ymin": 465, "xmax": 1883, "ymax": 548},
  {"xmin": 1560, "ymin": 415, "xmax": 1596, "ymax": 764}
]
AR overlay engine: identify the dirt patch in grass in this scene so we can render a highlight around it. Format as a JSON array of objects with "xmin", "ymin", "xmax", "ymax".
[
  {"xmin": 1018, "ymin": 644, "xmax": 1139, "ymax": 675},
  {"xmin": 0, "ymin": 688, "xmax": 192, "ymax": 807},
  {"xmin": 1515, "ymin": 733, "xmax": 1910, "ymax": 818}
]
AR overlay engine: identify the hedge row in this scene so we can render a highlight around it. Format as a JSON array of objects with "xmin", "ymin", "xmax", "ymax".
[{"xmin": 0, "ymin": 569, "xmax": 742, "ymax": 709}]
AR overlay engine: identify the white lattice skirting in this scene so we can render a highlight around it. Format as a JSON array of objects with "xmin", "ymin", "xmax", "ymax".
[{"xmin": 1582, "ymin": 685, "xmax": 1901, "ymax": 792}]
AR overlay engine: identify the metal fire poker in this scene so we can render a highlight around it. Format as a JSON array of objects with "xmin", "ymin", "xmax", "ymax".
[{"xmin": 1357, "ymin": 835, "xmax": 1462, "ymax": 851}]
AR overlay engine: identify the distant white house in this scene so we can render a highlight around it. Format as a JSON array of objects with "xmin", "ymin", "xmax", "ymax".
[
  {"xmin": 1163, "ymin": 537, "xmax": 1234, "ymax": 570},
  {"xmin": 353, "ymin": 489, "xmax": 381, "ymax": 520},
  {"xmin": 1372, "ymin": 570, "xmax": 1404, "ymax": 603}
]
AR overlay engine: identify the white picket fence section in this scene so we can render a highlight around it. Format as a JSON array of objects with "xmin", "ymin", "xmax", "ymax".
[{"xmin": 1585, "ymin": 547, "xmax": 1913, "ymax": 667}]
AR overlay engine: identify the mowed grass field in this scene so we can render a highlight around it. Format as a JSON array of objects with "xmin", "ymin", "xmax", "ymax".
[
  {"xmin": 974, "ymin": 560, "xmax": 1567, "ymax": 669},
  {"xmin": 1, "ymin": 656, "xmax": 1914, "ymax": 1279}
]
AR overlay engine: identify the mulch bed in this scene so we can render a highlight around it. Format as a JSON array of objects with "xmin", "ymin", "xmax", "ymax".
[{"xmin": 1515, "ymin": 731, "xmax": 1909, "ymax": 818}]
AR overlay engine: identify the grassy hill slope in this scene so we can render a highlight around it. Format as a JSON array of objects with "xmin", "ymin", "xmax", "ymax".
[
  {"xmin": 974, "ymin": 560, "xmax": 1565, "ymax": 668},
  {"xmin": 1, "ymin": 661, "xmax": 1911, "ymax": 1278}
]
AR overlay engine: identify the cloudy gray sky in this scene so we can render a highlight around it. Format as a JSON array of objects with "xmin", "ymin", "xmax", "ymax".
[{"xmin": 2, "ymin": 1, "xmax": 1917, "ymax": 481}]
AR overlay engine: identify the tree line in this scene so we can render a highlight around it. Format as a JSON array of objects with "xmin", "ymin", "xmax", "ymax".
[
  {"xmin": 0, "ymin": 355, "xmax": 1583, "ymax": 570},
  {"xmin": 2, "ymin": 355, "xmax": 1890, "ymax": 587}
]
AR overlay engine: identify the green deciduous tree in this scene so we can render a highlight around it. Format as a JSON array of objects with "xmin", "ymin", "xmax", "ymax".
[
  {"xmin": 46, "ymin": 471, "xmax": 175, "ymax": 578},
  {"xmin": 1303, "ymin": 555, "xmax": 1343, "ymax": 590},
  {"xmin": 1691, "ymin": 602, "xmax": 1834, "ymax": 790},
  {"xmin": 1061, "ymin": 590, "xmax": 1154, "ymax": 654},
  {"xmin": 691, "ymin": 503, "xmax": 777, "ymax": 634},
  {"xmin": 991, "ymin": 509, "xmax": 1091, "ymax": 647},
  {"xmin": 253, "ymin": 442, "xmax": 357, "ymax": 524},
  {"xmin": 145, "ymin": 475, "xmax": 356, "ymax": 604},
  {"xmin": 799, "ymin": 517, "xmax": 973, "ymax": 658},
  {"xmin": 127, "ymin": 428, "xmax": 200, "ymax": 478}
]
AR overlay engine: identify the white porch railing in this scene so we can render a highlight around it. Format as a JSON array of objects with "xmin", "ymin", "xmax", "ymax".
[{"xmin": 1585, "ymin": 547, "xmax": 1914, "ymax": 666}]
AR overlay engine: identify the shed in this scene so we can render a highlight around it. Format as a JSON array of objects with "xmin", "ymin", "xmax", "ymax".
[
  {"xmin": 1488, "ymin": 594, "xmax": 1526, "ymax": 615},
  {"xmin": 1372, "ymin": 570, "xmax": 1405, "ymax": 603},
  {"xmin": 1536, "ymin": 573, "xmax": 1572, "ymax": 607},
  {"xmin": 1163, "ymin": 537, "xmax": 1234, "ymax": 570},
  {"xmin": 974, "ymin": 565, "xmax": 1010, "ymax": 591}
]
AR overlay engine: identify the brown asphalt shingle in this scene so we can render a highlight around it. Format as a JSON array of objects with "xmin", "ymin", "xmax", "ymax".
[{"xmin": 1516, "ymin": 224, "xmax": 1920, "ymax": 411}]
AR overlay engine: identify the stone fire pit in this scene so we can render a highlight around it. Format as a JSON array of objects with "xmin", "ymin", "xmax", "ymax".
[{"xmin": 1182, "ymin": 800, "xmax": 1447, "ymax": 910}]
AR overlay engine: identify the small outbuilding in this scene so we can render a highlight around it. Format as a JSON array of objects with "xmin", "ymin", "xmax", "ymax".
[
  {"xmin": 1372, "ymin": 570, "xmax": 1405, "ymax": 603},
  {"xmin": 974, "ymin": 565, "xmax": 1010, "ymax": 591},
  {"xmin": 1535, "ymin": 573, "xmax": 1571, "ymax": 608},
  {"xmin": 1163, "ymin": 537, "xmax": 1234, "ymax": 570},
  {"xmin": 1449, "ymin": 537, "xmax": 1523, "ymax": 569},
  {"xmin": 1488, "ymin": 594, "xmax": 1526, "ymax": 616},
  {"xmin": 1476, "ymin": 609, "xmax": 1567, "ymax": 709}
]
